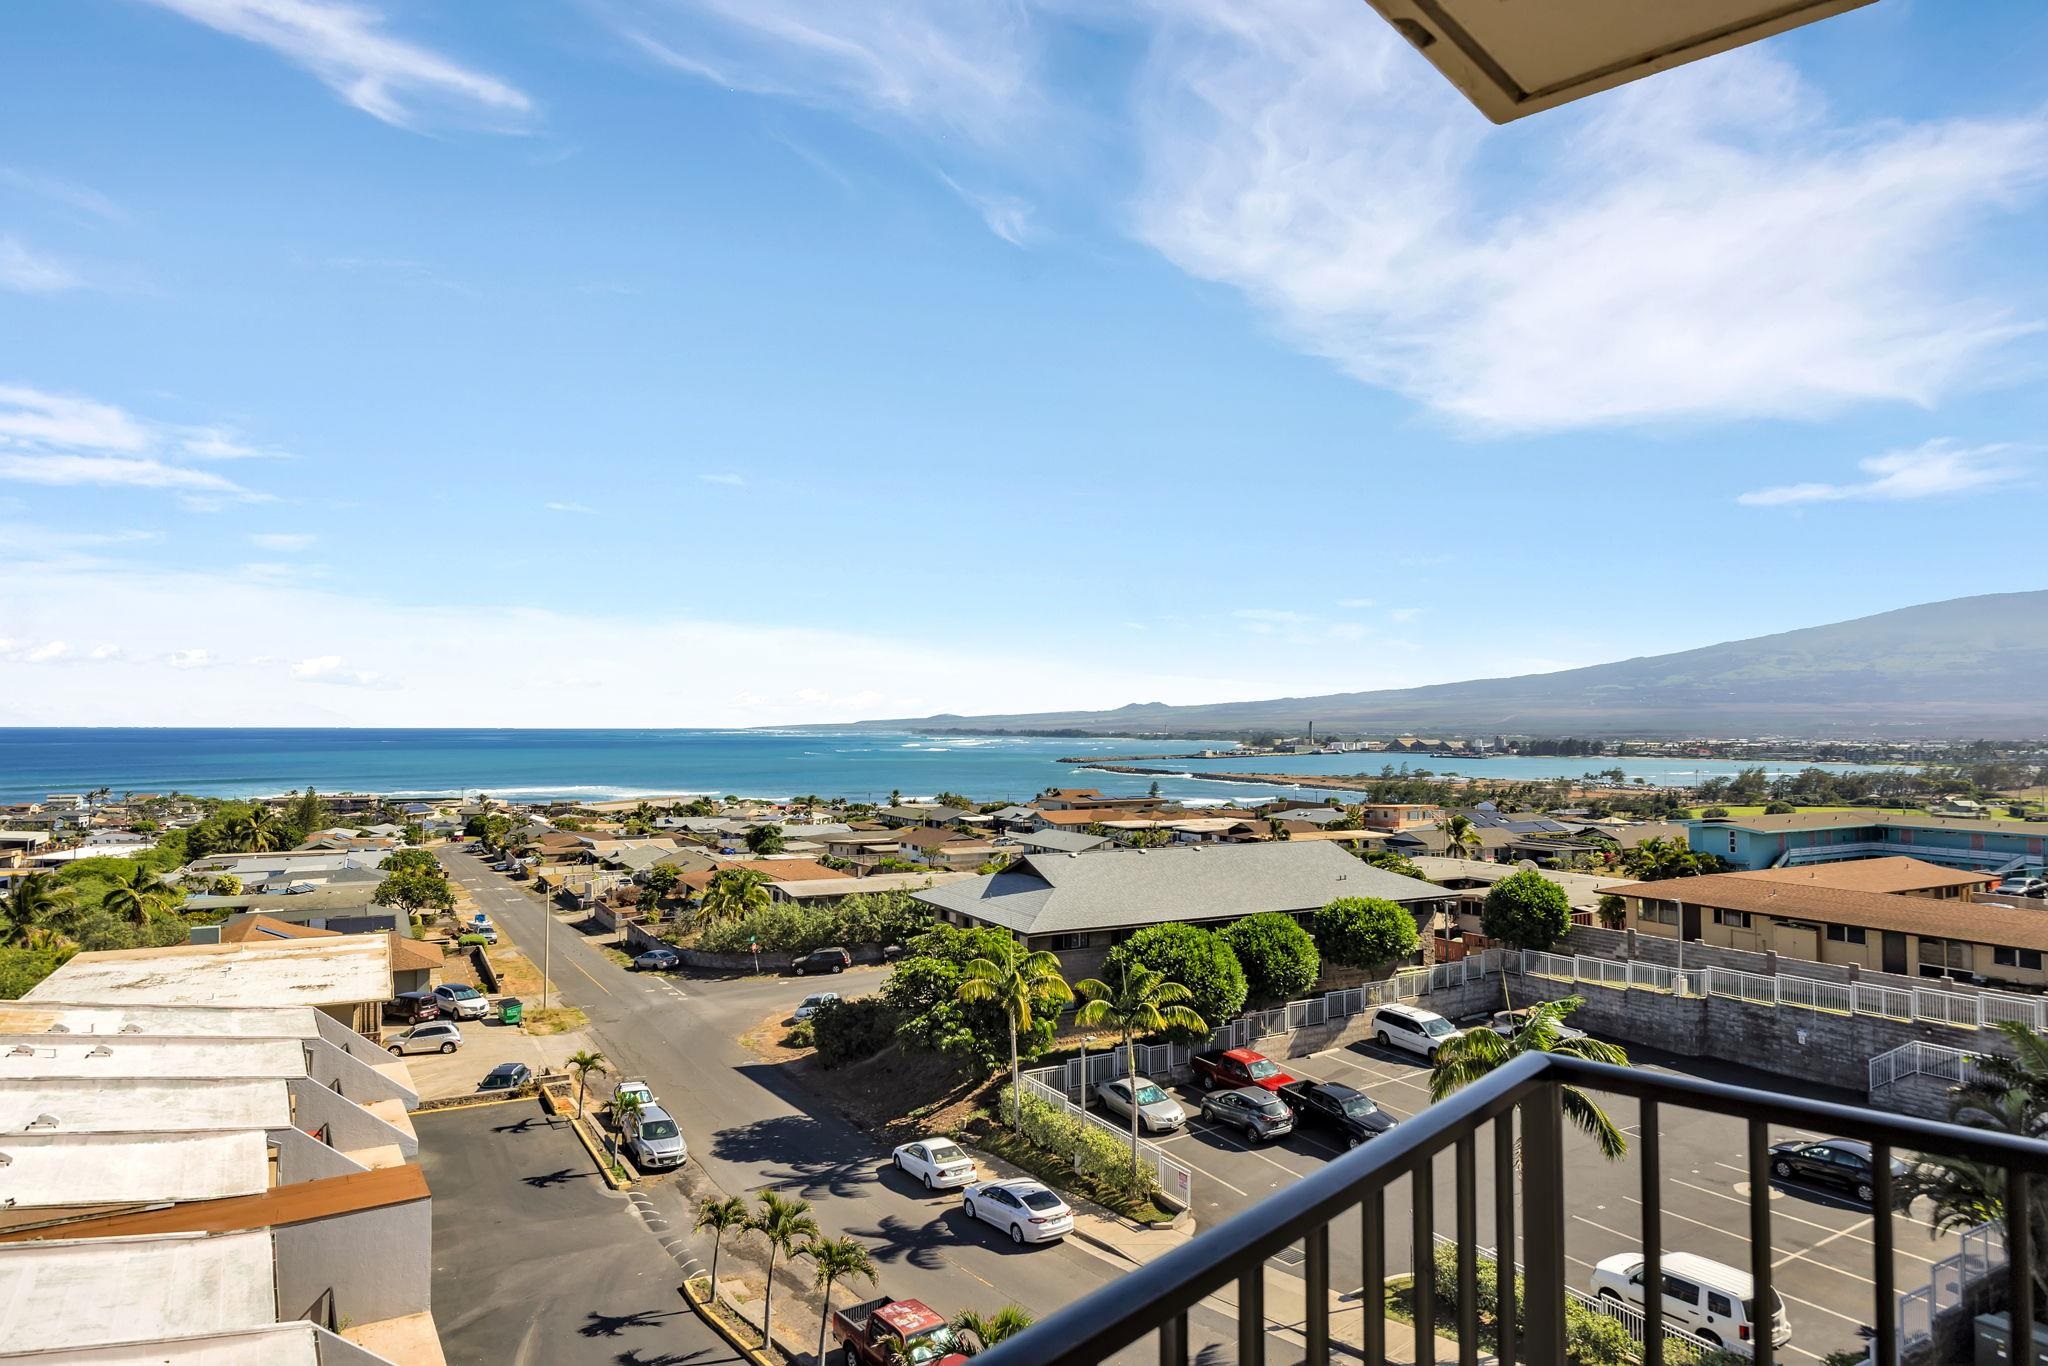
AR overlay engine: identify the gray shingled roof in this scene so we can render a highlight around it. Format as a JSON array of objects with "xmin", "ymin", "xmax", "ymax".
[
  {"xmin": 1008, "ymin": 829, "xmax": 1111, "ymax": 854},
  {"xmin": 914, "ymin": 841, "xmax": 1443, "ymax": 937}
]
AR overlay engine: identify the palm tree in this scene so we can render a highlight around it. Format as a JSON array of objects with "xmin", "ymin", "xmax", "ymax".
[
  {"xmin": 101, "ymin": 864, "xmax": 177, "ymax": 927},
  {"xmin": 806, "ymin": 1235, "xmax": 878, "ymax": 1363},
  {"xmin": 957, "ymin": 939, "xmax": 1072, "ymax": 1132},
  {"xmin": 952, "ymin": 1306, "xmax": 1035, "ymax": 1355},
  {"xmin": 693, "ymin": 1196, "xmax": 750, "ymax": 1299},
  {"xmin": 1430, "ymin": 996, "xmax": 1633, "ymax": 1159},
  {"xmin": 748, "ymin": 1190, "xmax": 818, "ymax": 1352},
  {"xmin": 1440, "ymin": 814, "xmax": 1481, "ymax": 860},
  {"xmin": 1073, "ymin": 963, "xmax": 1207, "ymax": 1186},
  {"xmin": 566, "ymin": 1050, "xmax": 608, "ymax": 1118},
  {"xmin": 1, "ymin": 872, "xmax": 71, "ymax": 946},
  {"xmin": 700, "ymin": 868, "xmax": 771, "ymax": 926},
  {"xmin": 228, "ymin": 805, "xmax": 285, "ymax": 853}
]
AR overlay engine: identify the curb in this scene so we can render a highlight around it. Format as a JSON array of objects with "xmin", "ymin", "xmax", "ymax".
[
  {"xmin": 541, "ymin": 1085, "xmax": 635, "ymax": 1190},
  {"xmin": 683, "ymin": 1277, "xmax": 782, "ymax": 1366},
  {"xmin": 414, "ymin": 1089, "xmax": 538, "ymax": 1113}
]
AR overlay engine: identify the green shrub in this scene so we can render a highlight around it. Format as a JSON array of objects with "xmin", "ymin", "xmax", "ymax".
[
  {"xmin": 696, "ymin": 891, "xmax": 931, "ymax": 955},
  {"xmin": 1481, "ymin": 870, "xmax": 1573, "ymax": 952},
  {"xmin": 1220, "ymin": 913, "xmax": 1320, "ymax": 1003},
  {"xmin": 1563, "ymin": 1303, "xmax": 1637, "ymax": 1366},
  {"xmin": 1101, "ymin": 924, "xmax": 1246, "ymax": 1038},
  {"xmin": 0, "ymin": 947, "xmax": 76, "ymax": 1000},
  {"xmin": 458, "ymin": 934, "xmax": 489, "ymax": 947},
  {"xmin": 783, "ymin": 1019, "xmax": 815, "ymax": 1048},
  {"xmin": 1000, "ymin": 1084, "xmax": 1161, "ymax": 1206},
  {"xmin": 1313, "ymin": 897, "xmax": 1420, "ymax": 969},
  {"xmin": 809, "ymin": 995, "xmax": 898, "ymax": 1068}
]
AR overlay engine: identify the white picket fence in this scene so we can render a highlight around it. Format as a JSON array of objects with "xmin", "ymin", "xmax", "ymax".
[
  {"xmin": 1895, "ymin": 1219, "xmax": 2003, "ymax": 1351},
  {"xmin": 1867, "ymin": 1040, "xmax": 1983, "ymax": 1095},
  {"xmin": 1017, "ymin": 1072, "xmax": 1194, "ymax": 1211},
  {"xmin": 1511, "ymin": 950, "xmax": 2048, "ymax": 1036}
]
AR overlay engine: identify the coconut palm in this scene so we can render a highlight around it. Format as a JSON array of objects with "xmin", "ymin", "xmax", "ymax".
[
  {"xmin": 228, "ymin": 805, "xmax": 286, "ymax": 853},
  {"xmin": 566, "ymin": 1049, "xmax": 608, "ymax": 1118},
  {"xmin": 1430, "ymin": 995, "xmax": 1632, "ymax": 1159},
  {"xmin": 1073, "ymin": 963, "xmax": 1207, "ymax": 1187},
  {"xmin": 748, "ymin": 1191, "xmax": 818, "ymax": 1352},
  {"xmin": 806, "ymin": 1235, "xmax": 878, "ymax": 1363},
  {"xmin": 1, "ymin": 872, "xmax": 71, "ymax": 946},
  {"xmin": 101, "ymin": 864, "xmax": 177, "ymax": 927},
  {"xmin": 957, "ymin": 939, "xmax": 1072, "ymax": 1132},
  {"xmin": 952, "ymin": 1306, "xmax": 1035, "ymax": 1355},
  {"xmin": 699, "ymin": 868, "xmax": 772, "ymax": 926},
  {"xmin": 693, "ymin": 1195, "xmax": 750, "ymax": 1299},
  {"xmin": 1440, "ymin": 814, "xmax": 1481, "ymax": 860}
]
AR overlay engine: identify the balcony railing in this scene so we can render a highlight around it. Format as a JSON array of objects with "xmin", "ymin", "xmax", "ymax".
[{"xmin": 978, "ymin": 1052, "xmax": 2048, "ymax": 1366}]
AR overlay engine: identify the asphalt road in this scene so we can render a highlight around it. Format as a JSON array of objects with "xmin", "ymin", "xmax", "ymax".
[
  {"xmin": 439, "ymin": 846, "xmax": 1263, "ymax": 1364},
  {"xmin": 420, "ymin": 1098, "xmax": 741, "ymax": 1366},
  {"xmin": 1134, "ymin": 1035, "xmax": 1967, "ymax": 1362}
]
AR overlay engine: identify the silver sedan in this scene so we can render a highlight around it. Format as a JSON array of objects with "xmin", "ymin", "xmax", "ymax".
[{"xmin": 1094, "ymin": 1075, "xmax": 1187, "ymax": 1133}]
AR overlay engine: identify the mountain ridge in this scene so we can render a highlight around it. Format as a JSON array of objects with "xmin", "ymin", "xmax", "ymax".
[{"xmin": 841, "ymin": 591, "xmax": 2048, "ymax": 738}]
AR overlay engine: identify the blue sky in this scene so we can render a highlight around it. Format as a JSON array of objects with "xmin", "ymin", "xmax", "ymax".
[{"xmin": 1, "ymin": 0, "xmax": 2045, "ymax": 727}]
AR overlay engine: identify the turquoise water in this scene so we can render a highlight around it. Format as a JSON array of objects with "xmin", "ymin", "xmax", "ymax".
[{"xmin": 0, "ymin": 728, "xmax": 1895, "ymax": 804}]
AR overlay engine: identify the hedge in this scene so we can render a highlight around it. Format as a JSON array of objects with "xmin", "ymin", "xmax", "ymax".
[
  {"xmin": 999, "ymin": 1083, "xmax": 1161, "ymax": 1207},
  {"xmin": 695, "ymin": 892, "xmax": 930, "ymax": 955}
]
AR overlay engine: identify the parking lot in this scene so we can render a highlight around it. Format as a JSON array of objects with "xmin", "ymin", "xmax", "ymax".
[
  {"xmin": 419, "ymin": 1098, "xmax": 740, "ymax": 1365},
  {"xmin": 1113, "ymin": 1032, "xmax": 1967, "ymax": 1362}
]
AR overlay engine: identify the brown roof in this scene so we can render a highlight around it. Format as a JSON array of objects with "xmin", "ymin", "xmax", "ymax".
[
  {"xmin": 1613, "ymin": 873, "xmax": 2048, "ymax": 952},
  {"xmin": 0, "ymin": 1163, "xmax": 430, "ymax": 1243},
  {"xmin": 1036, "ymin": 808, "xmax": 1154, "ymax": 827},
  {"xmin": 218, "ymin": 915, "xmax": 338, "ymax": 943},
  {"xmin": 387, "ymin": 932, "xmax": 443, "ymax": 973},
  {"xmin": 1729, "ymin": 857, "xmax": 1999, "ymax": 896}
]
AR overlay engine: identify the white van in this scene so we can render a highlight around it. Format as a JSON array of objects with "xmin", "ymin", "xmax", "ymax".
[
  {"xmin": 1371, "ymin": 1004, "xmax": 1462, "ymax": 1061},
  {"xmin": 1589, "ymin": 1251, "xmax": 1791, "ymax": 1352}
]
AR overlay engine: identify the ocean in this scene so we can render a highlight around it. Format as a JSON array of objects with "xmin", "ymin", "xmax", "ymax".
[{"xmin": 0, "ymin": 728, "xmax": 1898, "ymax": 805}]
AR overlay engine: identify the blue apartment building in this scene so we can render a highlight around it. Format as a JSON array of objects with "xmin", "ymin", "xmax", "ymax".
[{"xmin": 1690, "ymin": 810, "xmax": 2047, "ymax": 875}]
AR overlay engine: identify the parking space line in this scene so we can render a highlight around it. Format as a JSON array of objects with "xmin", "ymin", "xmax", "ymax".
[
  {"xmin": 1572, "ymin": 1213, "xmax": 1871, "ymax": 1333},
  {"xmin": 1171, "ymin": 1120, "xmax": 1318, "ymax": 1182},
  {"xmin": 1660, "ymin": 1181, "xmax": 1946, "ymax": 1265}
]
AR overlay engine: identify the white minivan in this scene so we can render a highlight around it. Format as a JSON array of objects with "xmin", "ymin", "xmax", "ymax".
[
  {"xmin": 1589, "ymin": 1251, "xmax": 1791, "ymax": 1352},
  {"xmin": 1371, "ymin": 1004, "xmax": 1462, "ymax": 1061}
]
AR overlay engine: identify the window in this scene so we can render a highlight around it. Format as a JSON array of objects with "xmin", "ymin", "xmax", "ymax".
[
  {"xmin": 1707, "ymin": 1292, "xmax": 1735, "ymax": 1318},
  {"xmin": 1714, "ymin": 908, "xmax": 1750, "ymax": 929},
  {"xmin": 1048, "ymin": 933, "xmax": 1090, "ymax": 951},
  {"xmin": 1994, "ymin": 947, "xmax": 2044, "ymax": 971},
  {"xmin": 1825, "ymin": 924, "xmax": 1868, "ymax": 946},
  {"xmin": 1661, "ymin": 1276, "xmax": 1701, "ymax": 1307},
  {"xmin": 1646, "ymin": 900, "xmax": 1681, "ymax": 926}
]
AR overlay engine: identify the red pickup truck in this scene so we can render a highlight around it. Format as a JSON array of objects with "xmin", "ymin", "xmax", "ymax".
[
  {"xmin": 1191, "ymin": 1047, "xmax": 1296, "ymax": 1092},
  {"xmin": 831, "ymin": 1296, "xmax": 977, "ymax": 1365}
]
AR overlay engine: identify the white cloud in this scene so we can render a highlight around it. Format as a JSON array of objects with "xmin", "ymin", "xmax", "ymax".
[
  {"xmin": 1336, "ymin": 597, "xmax": 1375, "ymax": 609},
  {"xmin": 0, "ymin": 385, "xmax": 280, "ymax": 503},
  {"xmin": 89, "ymin": 643, "xmax": 121, "ymax": 660},
  {"xmin": 142, "ymin": 0, "xmax": 532, "ymax": 131},
  {"xmin": 180, "ymin": 427, "xmax": 288, "ymax": 460},
  {"xmin": 1326, "ymin": 622, "xmax": 1367, "ymax": 642},
  {"xmin": 165, "ymin": 648, "xmax": 212, "ymax": 669},
  {"xmin": 0, "ymin": 453, "xmax": 261, "ymax": 498},
  {"xmin": 1233, "ymin": 608, "xmax": 1312, "ymax": 626},
  {"xmin": 22, "ymin": 640, "xmax": 69, "ymax": 663},
  {"xmin": 544, "ymin": 500, "xmax": 594, "ymax": 513},
  {"xmin": 291, "ymin": 653, "xmax": 344, "ymax": 678},
  {"xmin": 0, "ymin": 236, "xmax": 80, "ymax": 293},
  {"xmin": 1739, "ymin": 439, "xmax": 2031, "ymax": 507},
  {"xmin": 1389, "ymin": 607, "xmax": 1421, "ymax": 624},
  {"xmin": 699, "ymin": 473, "xmax": 745, "ymax": 487},
  {"xmin": 0, "ymin": 385, "xmax": 150, "ymax": 452},
  {"xmin": 1132, "ymin": 9, "xmax": 2048, "ymax": 432},
  {"xmin": 937, "ymin": 173, "xmax": 1035, "ymax": 246},
  {"xmin": 249, "ymin": 531, "xmax": 316, "ymax": 550},
  {"xmin": 0, "ymin": 167, "xmax": 123, "ymax": 221}
]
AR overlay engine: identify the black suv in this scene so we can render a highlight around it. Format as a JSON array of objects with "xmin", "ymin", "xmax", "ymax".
[
  {"xmin": 1277, "ymin": 1080, "xmax": 1397, "ymax": 1149},
  {"xmin": 792, "ymin": 946, "xmax": 852, "ymax": 975},
  {"xmin": 384, "ymin": 990, "xmax": 442, "ymax": 1025}
]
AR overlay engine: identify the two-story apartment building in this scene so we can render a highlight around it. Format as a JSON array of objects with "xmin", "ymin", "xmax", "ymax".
[{"xmin": 1688, "ymin": 810, "xmax": 2047, "ymax": 875}]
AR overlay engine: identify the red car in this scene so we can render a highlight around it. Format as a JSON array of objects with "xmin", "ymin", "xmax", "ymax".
[
  {"xmin": 1191, "ymin": 1047, "xmax": 1296, "ymax": 1092},
  {"xmin": 831, "ymin": 1297, "xmax": 975, "ymax": 1365}
]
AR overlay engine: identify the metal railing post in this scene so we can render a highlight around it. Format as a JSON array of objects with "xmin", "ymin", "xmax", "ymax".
[
  {"xmin": 2009, "ymin": 1166, "xmax": 2034, "ymax": 1356},
  {"xmin": 1363, "ymin": 1187, "xmax": 1386, "ymax": 1365},
  {"xmin": 1414, "ymin": 1158, "xmax": 1437, "ymax": 1349},
  {"xmin": 1305, "ymin": 1224, "xmax": 1330, "ymax": 1363},
  {"xmin": 1748, "ymin": 1118, "xmax": 1777, "ymax": 1366},
  {"xmin": 1495, "ymin": 1112, "xmax": 1518, "ymax": 1366},
  {"xmin": 1640, "ymin": 1097, "xmax": 1663, "ymax": 1366},
  {"xmin": 1520, "ymin": 1083, "xmax": 1566, "ymax": 1364},
  {"xmin": 1873, "ymin": 1139, "xmax": 1897, "ymax": 1366},
  {"xmin": 1456, "ymin": 1133, "xmax": 1480, "ymax": 1366}
]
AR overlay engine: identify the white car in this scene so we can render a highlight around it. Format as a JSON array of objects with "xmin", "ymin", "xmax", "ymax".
[
  {"xmin": 1094, "ymin": 1076, "xmax": 1187, "ymax": 1133},
  {"xmin": 962, "ymin": 1178, "xmax": 1073, "ymax": 1245},
  {"xmin": 1589, "ymin": 1251, "xmax": 1790, "ymax": 1352},
  {"xmin": 891, "ymin": 1137, "xmax": 977, "ymax": 1190},
  {"xmin": 793, "ymin": 991, "xmax": 840, "ymax": 1022},
  {"xmin": 612, "ymin": 1078, "xmax": 655, "ymax": 1111},
  {"xmin": 1372, "ymin": 1004, "xmax": 1463, "ymax": 1061},
  {"xmin": 432, "ymin": 983, "xmax": 492, "ymax": 1020}
]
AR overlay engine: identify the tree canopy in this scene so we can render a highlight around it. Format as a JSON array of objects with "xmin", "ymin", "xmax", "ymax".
[
  {"xmin": 1219, "ymin": 912, "xmax": 1320, "ymax": 1004},
  {"xmin": 373, "ymin": 867, "xmax": 455, "ymax": 916},
  {"xmin": 1480, "ymin": 870, "xmax": 1572, "ymax": 952},
  {"xmin": 1311, "ymin": 896, "xmax": 1420, "ymax": 969},
  {"xmin": 1100, "ymin": 924, "xmax": 1244, "ymax": 1039}
]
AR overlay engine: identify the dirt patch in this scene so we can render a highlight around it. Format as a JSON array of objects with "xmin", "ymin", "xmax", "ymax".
[
  {"xmin": 521, "ymin": 1004, "xmax": 587, "ymax": 1035},
  {"xmin": 485, "ymin": 943, "xmax": 545, "ymax": 998},
  {"xmin": 795, "ymin": 1043, "xmax": 992, "ymax": 1141},
  {"xmin": 738, "ymin": 1010, "xmax": 814, "ymax": 1066}
]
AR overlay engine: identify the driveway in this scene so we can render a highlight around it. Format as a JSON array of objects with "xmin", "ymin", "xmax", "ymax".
[
  {"xmin": 419, "ymin": 1098, "xmax": 741, "ymax": 1366},
  {"xmin": 402, "ymin": 1014, "xmax": 598, "ymax": 1101}
]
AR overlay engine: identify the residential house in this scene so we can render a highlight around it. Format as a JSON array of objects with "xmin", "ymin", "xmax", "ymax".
[
  {"xmin": 893, "ymin": 826, "xmax": 1000, "ymax": 870},
  {"xmin": 767, "ymin": 869, "xmax": 980, "ymax": 906},
  {"xmin": 1411, "ymin": 856, "xmax": 1633, "ymax": 938},
  {"xmin": 1034, "ymin": 788, "xmax": 1170, "ymax": 813},
  {"xmin": 877, "ymin": 805, "xmax": 971, "ymax": 829},
  {"xmin": 1725, "ymin": 855, "xmax": 1998, "ymax": 900},
  {"xmin": 1005, "ymin": 828, "xmax": 1112, "ymax": 855}
]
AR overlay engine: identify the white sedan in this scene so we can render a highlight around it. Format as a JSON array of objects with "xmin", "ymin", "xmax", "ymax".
[
  {"xmin": 962, "ymin": 1178, "xmax": 1074, "ymax": 1245},
  {"xmin": 891, "ymin": 1137, "xmax": 977, "ymax": 1190}
]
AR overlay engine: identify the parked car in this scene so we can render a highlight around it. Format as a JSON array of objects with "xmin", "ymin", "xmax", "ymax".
[
  {"xmin": 432, "ymin": 983, "xmax": 492, "ymax": 1020},
  {"xmin": 1199, "ymin": 1086, "xmax": 1296, "ymax": 1143},
  {"xmin": 383, "ymin": 991, "xmax": 441, "ymax": 1025},
  {"xmin": 623, "ymin": 1103, "xmax": 687, "ymax": 1169},
  {"xmin": 793, "ymin": 946, "xmax": 853, "ymax": 975},
  {"xmin": 1094, "ymin": 1076, "xmax": 1187, "ymax": 1134},
  {"xmin": 891, "ymin": 1136, "xmax": 978, "ymax": 1189},
  {"xmin": 1590, "ymin": 1251, "xmax": 1790, "ymax": 1351},
  {"xmin": 612, "ymin": 1078, "xmax": 655, "ymax": 1112},
  {"xmin": 1191, "ymin": 1047, "xmax": 1295, "ymax": 1092},
  {"xmin": 464, "ymin": 923, "xmax": 498, "ymax": 944},
  {"xmin": 478, "ymin": 1061, "xmax": 533, "ymax": 1091},
  {"xmin": 831, "ymin": 1297, "xmax": 975, "ymax": 1366},
  {"xmin": 961, "ymin": 1178, "xmax": 1074, "ymax": 1244},
  {"xmin": 490, "ymin": 861, "xmax": 511, "ymax": 872},
  {"xmin": 1489, "ymin": 1008, "xmax": 1586, "ymax": 1042},
  {"xmin": 1372, "ymin": 1004, "xmax": 1462, "ymax": 1061},
  {"xmin": 387, "ymin": 1021, "xmax": 462, "ymax": 1055},
  {"xmin": 633, "ymin": 947, "xmax": 681, "ymax": 971},
  {"xmin": 793, "ymin": 991, "xmax": 840, "ymax": 1022},
  {"xmin": 1996, "ymin": 876, "xmax": 2048, "ymax": 899},
  {"xmin": 1768, "ymin": 1137, "xmax": 1907, "ymax": 1205},
  {"xmin": 1275, "ymin": 1079, "xmax": 1396, "ymax": 1149}
]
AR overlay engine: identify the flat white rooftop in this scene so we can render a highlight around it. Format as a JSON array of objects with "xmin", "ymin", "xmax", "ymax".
[
  {"xmin": 25, "ymin": 935, "xmax": 392, "ymax": 1009},
  {"xmin": 0, "ymin": 1229, "xmax": 276, "ymax": 1352},
  {"xmin": 0, "ymin": 1035, "xmax": 308, "ymax": 1081},
  {"xmin": 0, "ymin": 1322, "xmax": 334, "ymax": 1365},
  {"xmin": 0, "ymin": 1000, "xmax": 329, "ymax": 1040},
  {"xmin": 0, "ymin": 1077, "xmax": 293, "ymax": 1135},
  {"xmin": 0, "ymin": 1130, "xmax": 272, "ymax": 1208}
]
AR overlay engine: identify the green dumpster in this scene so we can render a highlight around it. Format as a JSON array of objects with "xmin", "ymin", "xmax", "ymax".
[{"xmin": 499, "ymin": 997, "xmax": 523, "ymax": 1026}]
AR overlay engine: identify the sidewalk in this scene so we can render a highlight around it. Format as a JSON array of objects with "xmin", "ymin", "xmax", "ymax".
[{"xmin": 967, "ymin": 1143, "xmax": 1480, "ymax": 1365}]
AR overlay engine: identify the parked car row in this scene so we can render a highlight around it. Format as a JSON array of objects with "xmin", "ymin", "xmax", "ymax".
[
  {"xmin": 887, "ymin": 1136, "xmax": 1074, "ymax": 1246},
  {"xmin": 611, "ymin": 1076, "xmax": 687, "ymax": 1170}
]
